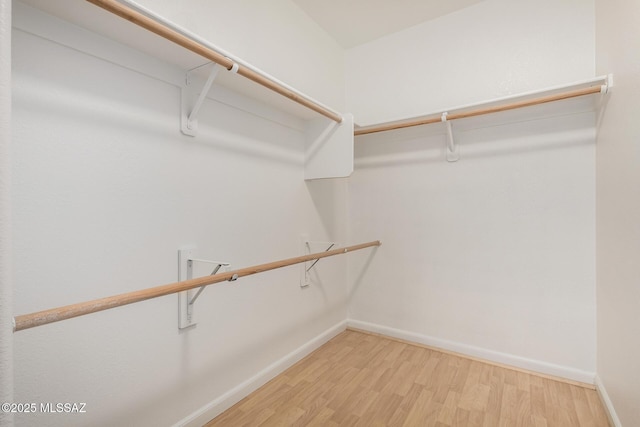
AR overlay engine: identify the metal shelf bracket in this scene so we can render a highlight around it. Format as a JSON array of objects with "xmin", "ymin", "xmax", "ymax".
[
  {"xmin": 441, "ymin": 112, "xmax": 459, "ymax": 162},
  {"xmin": 178, "ymin": 248, "xmax": 230, "ymax": 329},
  {"xmin": 596, "ymin": 74, "xmax": 614, "ymax": 129},
  {"xmin": 180, "ymin": 63, "xmax": 221, "ymax": 136},
  {"xmin": 300, "ymin": 237, "xmax": 336, "ymax": 287}
]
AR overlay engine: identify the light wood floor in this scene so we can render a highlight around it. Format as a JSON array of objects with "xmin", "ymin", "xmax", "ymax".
[{"xmin": 206, "ymin": 330, "xmax": 610, "ymax": 426}]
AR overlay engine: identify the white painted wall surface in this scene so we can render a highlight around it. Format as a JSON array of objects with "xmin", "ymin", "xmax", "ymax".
[
  {"xmin": 595, "ymin": 0, "xmax": 640, "ymax": 424},
  {"xmin": 348, "ymin": 113, "xmax": 597, "ymax": 381},
  {"xmin": 346, "ymin": 0, "xmax": 595, "ymax": 126},
  {"xmin": 346, "ymin": 0, "xmax": 597, "ymax": 381},
  {"xmin": 11, "ymin": 4, "xmax": 347, "ymax": 426}
]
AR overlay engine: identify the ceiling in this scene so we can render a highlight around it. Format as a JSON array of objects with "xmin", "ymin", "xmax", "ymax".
[{"xmin": 293, "ymin": 0, "xmax": 487, "ymax": 48}]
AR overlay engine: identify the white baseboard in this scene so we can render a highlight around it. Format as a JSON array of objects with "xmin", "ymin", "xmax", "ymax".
[
  {"xmin": 172, "ymin": 320, "xmax": 347, "ymax": 427},
  {"xmin": 347, "ymin": 319, "xmax": 596, "ymax": 385},
  {"xmin": 595, "ymin": 375, "xmax": 623, "ymax": 427}
]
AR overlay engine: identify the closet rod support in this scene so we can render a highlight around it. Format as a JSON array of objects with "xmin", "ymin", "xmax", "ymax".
[
  {"xmin": 602, "ymin": 74, "xmax": 613, "ymax": 94},
  {"xmin": 306, "ymin": 243, "xmax": 335, "ymax": 272},
  {"xmin": 178, "ymin": 250, "xmax": 230, "ymax": 329},
  {"xmin": 188, "ymin": 262, "xmax": 228, "ymax": 307},
  {"xmin": 441, "ymin": 112, "xmax": 459, "ymax": 162},
  {"xmin": 181, "ymin": 63, "xmax": 221, "ymax": 136},
  {"xmin": 596, "ymin": 74, "xmax": 614, "ymax": 128}
]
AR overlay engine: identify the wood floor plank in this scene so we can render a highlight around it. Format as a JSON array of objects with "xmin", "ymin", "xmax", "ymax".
[
  {"xmin": 458, "ymin": 361, "xmax": 490, "ymax": 412},
  {"xmin": 486, "ymin": 368, "xmax": 506, "ymax": 422},
  {"xmin": 350, "ymin": 388, "xmax": 379, "ymax": 418},
  {"xmin": 437, "ymin": 390, "xmax": 461, "ymax": 425},
  {"xmin": 569, "ymin": 384, "xmax": 597, "ymax": 427},
  {"xmin": 542, "ymin": 377, "xmax": 563, "ymax": 426},
  {"xmin": 432, "ymin": 357, "xmax": 458, "ymax": 403},
  {"xmin": 452, "ymin": 407, "xmax": 470, "ymax": 426},
  {"xmin": 388, "ymin": 408, "xmax": 410, "ymax": 426},
  {"xmin": 479, "ymin": 363, "xmax": 493, "ymax": 386},
  {"xmin": 586, "ymin": 387, "xmax": 612, "ymax": 426},
  {"xmin": 403, "ymin": 388, "xmax": 440, "ymax": 426},
  {"xmin": 556, "ymin": 381, "xmax": 582, "ymax": 427},
  {"xmin": 531, "ymin": 414, "xmax": 549, "ymax": 427},
  {"xmin": 517, "ymin": 371, "xmax": 531, "ymax": 392},
  {"xmin": 384, "ymin": 341, "xmax": 408, "ymax": 363},
  {"xmin": 450, "ymin": 357, "xmax": 472, "ymax": 393},
  {"xmin": 325, "ymin": 367, "xmax": 364, "ymax": 410},
  {"xmin": 415, "ymin": 353, "xmax": 441, "ymax": 386},
  {"xmin": 303, "ymin": 407, "xmax": 337, "ymax": 427},
  {"xmin": 397, "ymin": 382, "xmax": 424, "ymax": 415},
  {"xmin": 205, "ymin": 330, "xmax": 611, "ymax": 427},
  {"xmin": 287, "ymin": 357, "xmax": 330, "ymax": 386},
  {"xmin": 380, "ymin": 360, "xmax": 414, "ymax": 396},
  {"xmin": 257, "ymin": 404, "xmax": 305, "ymax": 427},
  {"xmin": 515, "ymin": 389, "xmax": 532, "ymax": 427},
  {"xmin": 500, "ymin": 383, "xmax": 519, "ymax": 421},
  {"xmin": 531, "ymin": 384, "xmax": 547, "ymax": 418},
  {"xmin": 356, "ymin": 392, "xmax": 403, "ymax": 426},
  {"xmin": 241, "ymin": 408, "xmax": 276, "ymax": 427},
  {"xmin": 468, "ymin": 409, "xmax": 485, "ymax": 426},
  {"xmin": 330, "ymin": 385, "xmax": 370, "ymax": 424}
]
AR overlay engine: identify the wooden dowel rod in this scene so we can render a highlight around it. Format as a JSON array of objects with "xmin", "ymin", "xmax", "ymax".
[
  {"xmin": 86, "ymin": 0, "xmax": 234, "ymax": 68},
  {"xmin": 13, "ymin": 240, "xmax": 381, "ymax": 332},
  {"xmin": 85, "ymin": 0, "xmax": 343, "ymax": 124},
  {"xmin": 354, "ymin": 116, "xmax": 442, "ymax": 136},
  {"xmin": 236, "ymin": 66, "xmax": 343, "ymax": 122},
  {"xmin": 354, "ymin": 85, "xmax": 603, "ymax": 136},
  {"xmin": 447, "ymin": 86, "xmax": 602, "ymax": 120}
]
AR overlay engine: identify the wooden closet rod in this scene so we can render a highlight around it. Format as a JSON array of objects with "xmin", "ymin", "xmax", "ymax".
[
  {"xmin": 86, "ymin": 0, "xmax": 343, "ymax": 124},
  {"xmin": 354, "ymin": 85, "xmax": 604, "ymax": 136},
  {"xmin": 13, "ymin": 240, "xmax": 381, "ymax": 332}
]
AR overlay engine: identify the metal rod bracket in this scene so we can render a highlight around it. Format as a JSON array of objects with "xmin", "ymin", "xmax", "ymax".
[
  {"xmin": 441, "ymin": 112, "xmax": 459, "ymax": 162},
  {"xmin": 301, "ymin": 237, "xmax": 337, "ymax": 287},
  {"xmin": 178, "ymin": 248, "xmax": 229, "ymax": 329},
  {"xmin": 596, "ymin": 74, "xmax": 614, "ymax": 129},
  {"xmin": 180, "ymin": 63, "xmax": 220, "ymax": 136}
]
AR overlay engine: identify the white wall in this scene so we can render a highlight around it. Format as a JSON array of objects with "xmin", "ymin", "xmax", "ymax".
[
  {"xmin": 595, "ymin": 0, "xmax": 640, "ymax": 424},
  {"xmin": 347, "ymin": 0, "xmax": 597, "ymax": 382},
  {"xmin": 346, "ymin": 0, "xmax": 595, "ymax": 126},
  {"xmin": 11, "ymin": 3, "xmax": 347, "ymax": 426}
]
